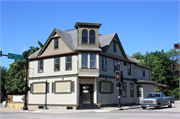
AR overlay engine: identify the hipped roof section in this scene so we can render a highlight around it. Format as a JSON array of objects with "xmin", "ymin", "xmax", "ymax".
[{"xmin": 28, "ymin": 26, "xmax": 151, "ymax": 70}]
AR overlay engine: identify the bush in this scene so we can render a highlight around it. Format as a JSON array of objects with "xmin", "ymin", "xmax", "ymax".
[{"xmin": 163, "ymin": 88, "xmax": 179, "ymax": 100}]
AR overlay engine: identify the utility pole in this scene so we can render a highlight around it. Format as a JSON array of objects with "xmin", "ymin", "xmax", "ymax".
[{"xmin": 23, "ymin": 57, "xmax": 28, "ymax": 110}]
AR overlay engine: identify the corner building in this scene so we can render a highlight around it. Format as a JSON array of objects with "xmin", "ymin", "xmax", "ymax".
[{"xmin": 28, "ymin": 22, "xmax": 155, "ymax": 109}]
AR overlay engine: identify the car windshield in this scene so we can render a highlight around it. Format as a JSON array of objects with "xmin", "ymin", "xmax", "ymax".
[{"xmin": 147, "ymin": 94, "xmax": 160, "ymax": 98}]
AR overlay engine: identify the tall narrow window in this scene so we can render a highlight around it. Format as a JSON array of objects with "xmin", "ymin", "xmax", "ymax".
[
  {"xmin": 66, "ymin": 56, "xmax": 72, "ymax": 70},
  {"xmin": 114, "ymin": 60, "xmax": 117, "ymax": 72},
  {"xmin": 90, "ymin": 53, "xmax": 96, "ymax": 68},
  {"xmin": 113, "ymin": 42, "xmax": 116, "ymax": 52},
  {"xmin": 128, "ymin": 63, "xmax": 131, "ymax": 75},
  {"xmin": 137, "ymin": 86, "xmax": 142, "ymax": 97},
  {"xmin": 82, "ymin": 53, "xmax": 88, "ymax": 68},
  {"xmin": 130, "ymin": 83, "xmax": 134, "ymax": 97},
  {"xmin": 38, "ymin": 60, "xmax": 43, "ymax": 73},
  {"xmin": 54, "ymin": 58, "xmax": 60, "ymax": 71},
  {"xmin": 54, "ymin": 39, "xmax": 58, "ymax": 49},
  {"xmin": 143, "ymin": 68, "xmax": 145, "ymax": 77},
  {"xmin": 90, "ymin": 30, "xmax": 95, "ymax": 44},
  {"xmin": 82, "ymin": 29, "xmax": 88, "ymax": 44},
  {"xmin": 102, "ymin": 57, "xmax": 107, "ymax": 71},
  {"xmin": 122, "ymin": 82, "xmax": 127, "ymax": 97}
]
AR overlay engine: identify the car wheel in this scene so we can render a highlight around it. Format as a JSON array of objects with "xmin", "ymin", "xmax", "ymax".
[
  {"xmin": 157, "ymin": 103, "xmax": 161, "ymax": 109},
  {"xmin": 168, "ymin": 101, "xmax": 172, "ymax": 108},
  {"xmin": 142, "ymin": 107, "xmax": 146, "ymax": 109}
]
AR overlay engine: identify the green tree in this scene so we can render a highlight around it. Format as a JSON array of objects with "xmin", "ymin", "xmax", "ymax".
[
  {"xmin": 4, "ymin": 41, "xmax": 43, "ymax": 95},
  {"xmin": 1, "ymin": 67, "xmax": 8, "ymax": 97}
]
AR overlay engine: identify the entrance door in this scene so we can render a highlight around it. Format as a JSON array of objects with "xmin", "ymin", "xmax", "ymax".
[{"xmin": 80, "ymin": 84, "xmax": 93, "ymax": 104}]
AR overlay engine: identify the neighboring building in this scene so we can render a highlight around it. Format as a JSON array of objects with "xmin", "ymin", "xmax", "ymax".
[{"xmin": 28, "ymin": 22, "xmax": 155, "ymax": 109}]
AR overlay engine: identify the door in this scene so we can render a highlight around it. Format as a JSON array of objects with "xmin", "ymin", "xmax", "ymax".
[{"xmin": 80, "ymin": 84, "xmax": 93, "ymax": 104}]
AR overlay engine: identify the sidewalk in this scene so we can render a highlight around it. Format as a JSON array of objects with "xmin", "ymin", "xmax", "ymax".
[{"xmin": 0, "ymin": 105, "xmax": 141, "ymax": 113}]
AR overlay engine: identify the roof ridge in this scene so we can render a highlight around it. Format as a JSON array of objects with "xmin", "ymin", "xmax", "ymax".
[
  {"xmin": 65, "ymin": 29, "xmax": 76, "ymax": 32},
  {"xmin": 99, "ymin": 32, "xmax": 116, "ymax": 37}
]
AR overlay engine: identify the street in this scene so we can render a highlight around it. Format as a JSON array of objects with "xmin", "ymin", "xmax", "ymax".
[{"xmin": 1, "ymin": 102, "xmax": 180, "ymax": 119}]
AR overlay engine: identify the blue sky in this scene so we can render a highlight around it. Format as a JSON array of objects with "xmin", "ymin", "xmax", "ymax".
[{"xmin": 0, "ymin": 0, "xmax": 179, "ymax": 69}]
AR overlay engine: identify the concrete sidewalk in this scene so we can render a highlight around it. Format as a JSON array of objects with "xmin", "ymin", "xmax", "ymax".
[{"xmin": 0, "ymin": 105, "xmax": 141, "ymax": 113}]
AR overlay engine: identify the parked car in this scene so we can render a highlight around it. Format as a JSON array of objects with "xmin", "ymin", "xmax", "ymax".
[{"xmin": 140, "ymin": 92, "xmax": 175, "ymax": 109}]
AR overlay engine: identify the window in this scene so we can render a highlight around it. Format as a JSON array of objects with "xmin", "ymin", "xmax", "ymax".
[
  {"xmin": 54, "ymin": 39, "xmax": 58, "ymax": 49},
  {"xmin": 128, "ymin": 63, "xmax": 131, "ymax": 75},
  {"xmin": 82, "ymin": 53, "xmax": 88, "ymax": 68},
  {"xmin": 30, "ymin": 84, "xmax": 33, "ymax": 93},
  {"xmin": 54, "ymin": 58, "xmax": 60, "ymax": 71},
  {"xmin": 66, "ymin": 56, "xmax": 72, "ymax": 70},
  {"xmin": 114, "ymin": 60, "xmax": 117, "ymax": 72},
  {"xmin": 137, "ymin": 86, "xmax": 142, "ymax": 97},
  {"xmin": 124, "ymin": 62, "xmax": 126, "ymax": 66},
  {"xmin": 38, "ymin": 60, "xmax": 43, "ymax": 73},
  {"xmin": 90, "ymin": 30, "xmax": 95, "ymax": 44},
  {"xmin": 143, "ymin": 68, "xmax": 145, "ymax": 77},
  {"xmin": 32, "ymin": 82, "xmax": 49, "ymax": 94},
  {"xmin": 99, "ymin": 81, "xmax": 113, "ymax": 94},
  {"xmin": 102, "ymin": 57, "xmax": 107, "ymax": 71},
  {"xmin": 55, "ymin": 81, "xmax": 71, "ymax": 94},
  {"xmin": 113, "ymin": 42, "xmax": 116, "ymax": 52},
  {"xmin": 52, "ymin": 82, "xmax": 55, "ymax": 93},
  {"xmin": 90, "ymin": 53, "xmax": 96, "ymax": 68},
  {"xmin": 122, "ymin": 82, "xmax": 127, "ymax": 97},
  {"xmin": 82, "ymin": 29, "xmax": 88, "ymax": 44},
  {"xmin": 130, "ymin": 83, "xmax": 134, "ymax": 97}
]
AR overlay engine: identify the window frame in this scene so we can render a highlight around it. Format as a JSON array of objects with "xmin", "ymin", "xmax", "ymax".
[
  {"xmin": 90, "ymin": 53, "xmax": 96, "ymax": 68},
  {"xmin": 102, "ymin": 57, "xmax": 107, "ymax": 71},
  {"xmin": 113, "ymin": 42, "xmax": 116, "ymax": 52},
  {"xmin": 99, "ymin": 81, "xmax": 114, "ymax": 94},
  {"xmin": 38, "ymin": 59, "xmax": 43, "ymax": 73},
  {"xmin": 114, "ymin": 60, "xmax": 117, "ymax": 72},
  {"xmin": 82, "ymin": 53, "xmax": 88, "ymax": 68},
  {"xmin": 143, "ymin": 68, "xmax": 145, "ymax": 77},
  {"xmin": 54, "ymin": 80, "xmax": 72, "ymax": 94},
  {"xmin": 82, "ymin": 29, "xmax": 88, "ymax": 44},
  {"xmin": 54, "ymin": 39, "xmax": 59, "ymax": 49},
  {"xmin": 66, "ymin": 56, "xmax": 72, "ymax": 70},
  {"xmin": 89, "ymin": 30, "xmax": 95, "ymax": 44},
  {"xmin": 137, "ymin": 86, "xmax": 142, "ymax": 97},
  {"xmin": 54, "ymin": 57, "xmax": 60, "ymax": 71},
  {"xmin": 130, "ymin": 83, "xmax": 134, "ymax": 97},
  {"xmin": 32, "ymin": 82, "xmax": 49, "ymax": 94},
  {"xmin": 127, "ymin": 63, "xmax": 131, "ymax": 75},
  {"xmin": 122, "ymin": 82, "xmax": 127, "ymax": 97}
]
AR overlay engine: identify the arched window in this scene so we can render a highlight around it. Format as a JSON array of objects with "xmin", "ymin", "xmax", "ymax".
[
  {"xmin": 82, "ymin": 29, "xmax": 88, "ymax": 44},
  {"xmin": 90, "ymin": 30, "xmax": 95, "ymax": 44}
]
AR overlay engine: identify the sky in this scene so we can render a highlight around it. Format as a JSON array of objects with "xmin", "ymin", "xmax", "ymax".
[{"xmin": 0, "ymin": 0, "xmax": 179, "ymax": 69}]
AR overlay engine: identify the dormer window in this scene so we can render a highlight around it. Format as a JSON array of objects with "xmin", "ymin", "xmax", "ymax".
[
  {"xmin": 54, "ymin": 39, "xmax": 58, "ymax": 49},
  {"xmin": 82, "ymin": 29, "xmax": 88, "ymax": 44},
  {"xmin": 90, "ymin": 30, "xmax": 95, "ymax": 44}
]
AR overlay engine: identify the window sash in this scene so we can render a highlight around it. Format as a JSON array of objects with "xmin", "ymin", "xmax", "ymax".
[
  {"xmin": 122, "ymin": 82, "xmax": 127, "ymax": 97},
  {"xmin": 82, "ymin": 53, "xmax": 88, "ymax": 68},
  {"xmin": 82, "ymin": 29, "xmax": 88, "ymax": 44},
  {"xmin": 143, "ymin": 68, "xmax": 145, "ymax": 77},
  {"xmin": 128, "ymin": 64, "xmax": 131, "ymax": 75},
  {"xmin": 130, "ymin": 83, "xmax": 134, "ymax": 97},
  {"xmin": 54, "ymin": 58, "xmax": 60, "ymax": 71},
  {"xmin": 90, "ymin": 54, "xmax": 96, "ymax": 68},
  {"xmin": 113, "ymin": 42, "xmax": 116, "ymax": 52},
  {"xmin": 102, "ymin": 57, "xmax": 106, "ymax": 71},
  {"xmin": 114, "ymin": 60, "xmax": 117, "ymax": 72},
  {"xmin": 38, "ymin": 60, "xmax": 43, "ymax": 73},
  {"xmin": 66, "ymin": 56, "xmax": 72, "ymax": 70},
  {"xmin": 54, "ymin": 39, "xmax": 58, "ymax": 49}
]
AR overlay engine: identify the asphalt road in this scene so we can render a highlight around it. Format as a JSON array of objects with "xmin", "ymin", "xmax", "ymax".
[{"xmin": 1, "ymin": 103, "xmax": 180, "ymax": 119}]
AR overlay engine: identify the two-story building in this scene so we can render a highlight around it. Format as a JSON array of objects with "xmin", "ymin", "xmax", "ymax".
[{"xmin": 28, "ymin": 22, "xmax": 155, "ymax": 109}]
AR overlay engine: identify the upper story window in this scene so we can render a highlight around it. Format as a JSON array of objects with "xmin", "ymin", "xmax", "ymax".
[
  {"xmin": 82, "ymin": 53, "xmax": 88, "ymax": 68},
  {"xmin": 113, "ymin": 42, "xmax": 116, "ymax": 52},
  {"xmin": 66, "ymin": 56, "xmax": 72, "ymax": 70},
  {"xmin": 54, "ymin": 58, "xmax": 60, "ymax": 71},
  {"xmin": 102, "ymin": 57, "xmax": 107, "ymax": 71},
  {"xmin": 143, "ymin": 68, "xmax": 145, "ymax": 77},
  {"xmin": 54, "ymin": 39, "xmax": 58, "ymax": 49},
  {"xmin": 82, "ymin": 29, "xmax": 88, "ymax": 44},
  {"xmin": 90, "ymin": 53, "xmax": 96, "ymax": 68},
  {"xmin": 114, "ymin": 60, "xmax": 117, "ymax": 72},
  {"xmin": 128, "ymin": 63, "xmax": 131, "ymax": 75},
  {"xmin": 90, "ymin": 30, "xmax": 95, "ymax": 44},
  {"xmin": 38, "ymin": 60, "xmax": 43, "ymax": 73}
]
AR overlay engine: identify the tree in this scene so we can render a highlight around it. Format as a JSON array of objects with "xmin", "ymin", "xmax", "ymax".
[
  {"xmin": 4, "ymin": 41, "xmax": 44, "ymax": 95},
  {"xmin": 1, "ymin": 67, "xmax": 8, "ymax": 97}
]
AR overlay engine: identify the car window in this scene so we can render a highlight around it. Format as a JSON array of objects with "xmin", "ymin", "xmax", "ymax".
[{"xmin": 147, "ymin": 94, "xmax": 160, "ymax": 98}]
